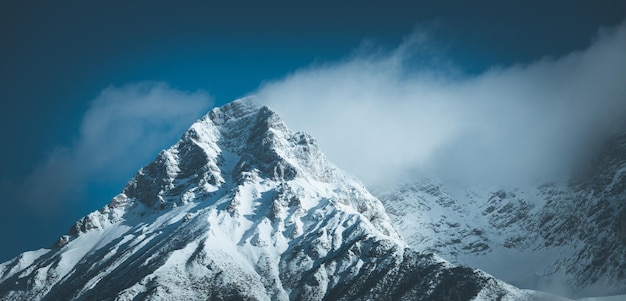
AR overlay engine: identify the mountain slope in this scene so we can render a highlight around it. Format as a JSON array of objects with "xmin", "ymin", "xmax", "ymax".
[
  {"xmin": 377, "ymin": 133, "xmax": 626, "ymax": 298},
  {"xmin": 0, "ymin": 99, "xmax": 540, "ymax": 300}
]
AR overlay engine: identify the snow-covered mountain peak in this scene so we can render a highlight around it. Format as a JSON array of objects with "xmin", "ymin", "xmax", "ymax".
[
  {"xmin": 0, "ymin": 99, "xmax": 567, "ymax": 300},
  {"xmin": 67, "ymin": 98, "xmax": 398, "ymax": 240}
]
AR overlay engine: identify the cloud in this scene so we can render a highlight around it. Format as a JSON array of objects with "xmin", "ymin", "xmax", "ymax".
[
  {"xmin": 256, "ymin": 22, "xmax": 626, "ymax": 187},
  {"xmin": 15, "ymin": 82, "xmax": 213, "ymax": 211}
]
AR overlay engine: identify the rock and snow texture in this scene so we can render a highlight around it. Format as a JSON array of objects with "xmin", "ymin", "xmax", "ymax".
[
  {"xmin": 0, "ymin": 99, "xmax": 536, "ymax": 300},
  {"xmin": 377, "ymin": 133, "xmax": 626, "ymax": 299}
]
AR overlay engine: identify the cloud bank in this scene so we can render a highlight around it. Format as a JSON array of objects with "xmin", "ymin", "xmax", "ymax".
[
  {"xmin": 256, "ymin": 23, "xmax": 626, "ymax": 187},
  {"xmin": 16, "ymin": 82, "xmax": 213, "ymax": 210}
]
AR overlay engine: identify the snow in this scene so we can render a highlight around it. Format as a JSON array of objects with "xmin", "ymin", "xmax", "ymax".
[
  {"xmin": 377, "ymin": 173, "xmax": 626, "ymax": 299},
  {"xmin": 56, "ymin": 230, "xmax": 104, "ymax": 278},
  {"xmin": 0, "ymin": 248, "xmax": 49, "ymax": 282},
  {"xmin": 160, "ymin": 241, "xmax": 199, "ymax": 268},
  {"xmin": 607, "ymin": 166, "xmax": 626, "ymax": 192}
]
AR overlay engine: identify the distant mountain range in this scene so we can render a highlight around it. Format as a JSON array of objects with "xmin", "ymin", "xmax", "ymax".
[{"xmin": 377, "ymin": 132, "xmax": 626, "ymax": 299}]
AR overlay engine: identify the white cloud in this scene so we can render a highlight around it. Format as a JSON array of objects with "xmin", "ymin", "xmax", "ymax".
[
  {"xmin": 19, "ymin": 82, "xmax": 213, "ymax": 210},
  {"xmin": 256, "ymin": 22, "xmax": 626, "ymax": 187}
]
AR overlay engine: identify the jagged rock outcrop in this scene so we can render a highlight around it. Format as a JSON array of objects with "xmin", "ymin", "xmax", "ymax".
[{"xmin": 377, "ymin": 133, "xmax": 626, "ymax": 298}]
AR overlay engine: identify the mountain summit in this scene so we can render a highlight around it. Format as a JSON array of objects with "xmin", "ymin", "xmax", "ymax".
[{"xmin": 1, "ymin": 99, "xmax": 551, "ymax": 300}]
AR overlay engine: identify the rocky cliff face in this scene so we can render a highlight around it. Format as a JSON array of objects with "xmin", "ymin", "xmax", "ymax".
[
  {"xmin": 377, "ymin": 133, "xmax": 626, "ymax": 299},
  {"xmin": 0, "ymin": 99, "xmax": 543, "ymax": 301}
]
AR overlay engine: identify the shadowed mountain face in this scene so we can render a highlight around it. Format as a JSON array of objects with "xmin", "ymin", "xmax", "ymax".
[
  {"xmin": 0, "ymin": 99, "xmax": 545, "ymax": 301},
  {"xmin": 377, "ymin": 133, "xmax": 626, "ymax": 299}
]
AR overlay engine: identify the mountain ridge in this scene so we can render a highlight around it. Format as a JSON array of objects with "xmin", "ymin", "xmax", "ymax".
[
  {"xmin": 377, "ymin": 132, "xmax": 626, "ymax": 298},
  {"xmin": 0, "ymin": 99, "xmax": 547, "ymax": 300}
]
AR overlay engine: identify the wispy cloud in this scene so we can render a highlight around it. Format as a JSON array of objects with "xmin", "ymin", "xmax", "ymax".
[
  {"xmin": 256, "ymin": 22, "xmax": 626, "ymax": 187},
  {"xmin": 13, "ymin": 82, "xmax": 213, "ymax": 210}
]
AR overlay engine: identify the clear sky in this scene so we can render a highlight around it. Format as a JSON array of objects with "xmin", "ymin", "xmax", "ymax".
[{"xmin": 1, "ymin": 0, "xmax": 625, "ymax": 262}]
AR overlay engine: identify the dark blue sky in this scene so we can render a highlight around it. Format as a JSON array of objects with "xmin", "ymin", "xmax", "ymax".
[{"xmin": 1, "ymin": 0, "xmax": 624, "ymax": 262}]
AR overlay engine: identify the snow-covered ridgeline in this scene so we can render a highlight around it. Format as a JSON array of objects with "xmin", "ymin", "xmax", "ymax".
[{"xmin": 0, "ymin": 99, "xmax": 536, "ymax": 300}]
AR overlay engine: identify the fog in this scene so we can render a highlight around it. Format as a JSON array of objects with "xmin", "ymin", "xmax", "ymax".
[
  {"xmin": 256, "ymin": 23, "xmax": 626, "ymax": 187},
  {"xmin": 10, "ymin": 82, "xmax": 213, "ymax": 210}
]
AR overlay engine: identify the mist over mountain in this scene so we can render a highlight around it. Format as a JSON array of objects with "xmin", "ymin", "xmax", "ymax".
[
  {"xmin": 0, "ymin": 100, "xmax": 557, "ymax": 300},
  {"xmin": 1, "ymin": 90, "xmax": 625, "ymax": 300},
  {"xmin": 377, "ymin": 132, "xmax": 626, "ymax": 298},
  {"xmin": 256, "ymin": 22, "xmax": 626, "ymax": 188}
]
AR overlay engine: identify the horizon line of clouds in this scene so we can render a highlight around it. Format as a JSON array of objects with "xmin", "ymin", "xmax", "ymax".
[
  {"xmin": 255, "ymin": 21, "xmax": 626, "ymax": 187},
  {"xmin": 3, "ymin": 82, "xmax": 213, "ymax": 212}
]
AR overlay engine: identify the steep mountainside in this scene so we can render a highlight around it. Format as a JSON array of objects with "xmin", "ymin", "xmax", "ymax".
[
  {"xmin": 377, "ymin": 133, "xmax": 626, "ymax": 299},
  {"xmin": 0, "ymin": 99, "xmax": 543, "ymax": 300}
]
